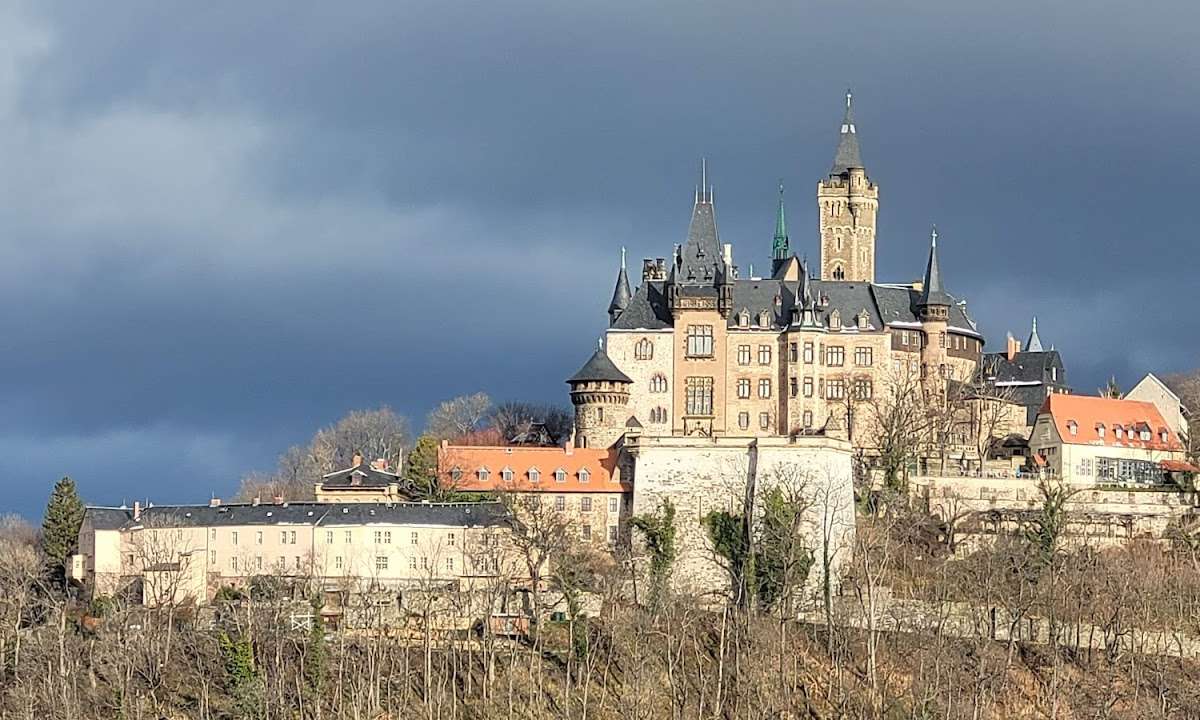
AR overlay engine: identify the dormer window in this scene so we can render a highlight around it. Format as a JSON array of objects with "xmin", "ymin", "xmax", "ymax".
[
  {"xmin": 758, "ymin": 310, "xmax": 771, "ymax": 328},
  {"xmin": 1096, "ymin": 424, "xmax": 1105, "ymax": 438},
  {"xmin": 555, "ymin": 468, "xmax": 567, "ymax": 483},
  {"xmin": 857, "ymin": 310, "xmax": 869, "ymax": 330},
  {"xmin": 477, "ymin": 467, "xmax": 490, "ymax": 482},
  {"xmin": 1161, "ymin": 430, "xmax": 1169, "ymax": 443},
  {"xmin": 451, "ymin": 467, "xmax": 463, "ymax": 482},
  {"xmin": 1115, "ymin": 427, "xmax": 1124, "ymax": 440},
  {"xmin": 829, "ymin": 309, "xmax": 841, "ymax": 329},
  {"xmin": 529, "ymin": 467, "xmax": 541, "ymax": 483},
  {"xmin": 1140, "ymin": 429, "xmax": 1151, "ymax": 442},
  {"xmin": 1067, "ymin": 420, "xmax": 1078, "ymax": 436},
  {"xmin": 738, "ymin": 310, "xmax": 750, "ymax": 328},
  {"xmin": 579, "ymin": 468, "xmax": 591, "ymax": 483},
  {"xmin": 501, "ymin": 467, "xmax": 514, "ymax": 482}
]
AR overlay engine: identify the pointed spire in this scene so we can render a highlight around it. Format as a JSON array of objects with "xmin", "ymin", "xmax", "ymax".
[
  {"xmin": 918, "ymin": 225, "xmax": 951, "ymax": 308},
  {"xmin": 772, "ymin": 182, "xmax": 789, "ymax": 261},
  {"xmin": 1026, "ymin": 316, "xmax": 1044, "ymax": 352},
  {"xmin": 607, "ymin": 247, "xmax": 633, "ymax": 325},
  {"xmin": 696, "ymin": 157, "xmax": 713, "ymax": 204},
  {"xmin": 830, "ymin": 88, "xmax": 865, "ymax": 176}
]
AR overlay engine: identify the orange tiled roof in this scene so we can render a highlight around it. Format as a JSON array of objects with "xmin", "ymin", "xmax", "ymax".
[
  {"xmin": 1039, "ymin": 394, "xmax": 1184, "ymax": 452},
  {"xmin": 436, "ymin": 443, "xmax": 627, "ymax": 493}
]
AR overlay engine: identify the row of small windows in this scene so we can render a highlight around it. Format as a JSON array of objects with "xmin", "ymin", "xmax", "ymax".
[
  {"xmin": 1069, "ymin": 420, "xmax": 1167, "ymax": 443},
  {"xmin": 737, "ymin": 411, "xmax": 773, "ymax": 431},
  {"xmin": 220, "ymin": 529, "xmax": 299, "ymax": 546},
  {"xmin": 519, "ymin": 495, "xmax": 622, "ymax": 513},
  {"xmin": 736, "ymin": 378, "xmax": 773, "ymax": 399},
  {"xmin": 735, "ymin": 310, "xmax": 774, "ymax": 329},
  {"xmin": 450, "ymin": 466, "xmax": 591, "ymax": 483}
]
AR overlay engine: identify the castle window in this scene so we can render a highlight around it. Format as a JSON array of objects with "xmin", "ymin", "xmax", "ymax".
[
  {"xmin": 579, "ymin": 468, "xmax": 590, "ymax": 483},
  {"xmin": 685, "ymin": 377, "xmax": 714, "ymax": 415},
  {"xmin": 789, "ymin": 343, "xmax": 798, "ymax": 362},
  {"xmin": 803, "ymin": 410, "xmax": 813, "ymax": 427},
  {"xmin": 758, "ymin": 345, "xmax": 772, "ymax": 365},
  {"xmin": 1096, "ymin": 423, "xmax": 1106, "ymax": 438},
  {"xmin": 826, "ymin": 346, "xmax": 845, "ymax": 367},
  {"xmin": 829, "ymin": 310, "xmax": 841, "ymax": 328},
  {"xmin": 579, "ymin": 436, "xmax": 588, "ymax": 448},
  {"xmin": 609, "ymin": 497, "xmax": 619, "ymax": 513},
  {"xmin": 804, "ymin": 378, "xmax": 814, "ymax": 397},
  {"xmin": 650, "ymin": 407, "xmax": 668, "ymax": 423},
  {"xmin": 854, "ymin": 347, "xmax": 873, "ymax": 367},
  {"xmin": 738, "ymin": 412, "xmax": 749, "ymax": 430},
  {"xmin": 803, "ymin": 342, "xmax": 814, "ymax": 363},
  {"xmin": 758, "ymin": 311, "xmax": 771, "ymax": 328},
  {"xmin": 738, "ymin": 345, "xmax": 751, "ymax": 365},
  {"xmin": 501, "ymin": 467, "xmax": 514, "ymax": 482},
  {"xmin": 597, "ymin": 407, "xmax": 604, "ymax": 422},
  {"xmin": 555, "ymin": 468, "xmax": 567, "ymax": 483},
  {"xmin": 940, "ymin": 332, "xmax": 947, "ymax": 349},
  {"xmin": 477, "ymin": 468, "xmax": 490, "ymax": 482},
  {"xmin": 833, "ymin": 266, "xmax": 845, "ymax": 280},
  {"xmin": 634, "ymin": 339, "xmax": 653, "ymax": 360},
  {"xmin": 686, "ymin": 325, "xmax": 714, "ymax": 358},
  {"xmin": 759, "ymin": 412, "xmax": 770, "ymax": 430},
  {"xmin": 789, "ymin": 378, "xmax": 798, "ymax": 398},
  {"xmin": 737, "ymin": 378, "xmax": 751, "ymax": 399},
  {"xmin": 529, "ymin": 467, "xmax": 541, "ymax": 483},
  {"xmin": 857, "ymin": 311, "xmax": 869, "ymax": 330},
  {"xmin": 739, "ymin": 311, "xmax": 750, "ymax": 328},
  {"xmin": 650, "ymin": 374, "xmax": 668, "ymax": 393},
  {"xmin": 581, "ymin": 524, "xmax": 592, "ymax": 541},
  {"xmin": 853, "ymin": 379, "xmax": 873, "ymax": 400},
  {"xmin": 758, "ymin": 379, "xmax": 772, "ymax": 399},
  {"xmin": 555, "ymin": 495, "xmax": 566, "ymax": 511},
  {"xmin": 581, "ymin": 497, "xmax": 592, "ymax": 512}
]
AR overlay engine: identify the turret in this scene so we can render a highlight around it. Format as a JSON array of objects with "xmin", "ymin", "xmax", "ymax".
[
  {"xmin": 771, "ymin": 183, "xmax": 790, "ymax": 276},
  {"xmin": 916, "ymin": 227, "xmax": 951, "ymax": 390},
  {"xmin": 566, "ymin": 342, "xmax": 633, "ymax": 449},
  {"xmin": 1025, "ymin": 316, "xmax": 1044, "ymax": 352},
  {"xmin": 607, "ymin": 248, "xmax": 632, "ymax": 326}
]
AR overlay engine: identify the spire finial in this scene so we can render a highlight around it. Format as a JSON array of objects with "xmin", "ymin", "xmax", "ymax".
[
  {"xmin": 846, "ymin": 88, "xmax": 852, "ymax": 109},
  {"xmin": 931, "ymin": 225, "xmax": 938, "ymax": 247},
  {"xmin": 597, "ymin": 337, "xmax": 603, "ymax": 350},
  {"xmin": 620, "ymin": 246, "xmax": 626, "ymax": 269},
  {"xmin": 1026, "ymin": 315, "xmax": 1044, "ymax": 352}
]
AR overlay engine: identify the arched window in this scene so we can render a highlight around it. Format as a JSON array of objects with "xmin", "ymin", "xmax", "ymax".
[
  {"xmin": 832, "ymin": 265, "xmax": 845, "ymax": 280},
  {"xmin": 634, "ymin": 339, "xmax": 653, "ymax": 360},
  {"xmin": 650, "ymin": 407, "xmax": 667, "ymax": 423},
  {"xmin": 650, "ymin": 374, "xmax": 668, "ymax": 393},
  {"xmin": 758, "ymin": 311, "xmax": 771, "ymax": 327},
  {"xmin": 738, "ymin": 310, "xmax": 750, "ymax": 328}
]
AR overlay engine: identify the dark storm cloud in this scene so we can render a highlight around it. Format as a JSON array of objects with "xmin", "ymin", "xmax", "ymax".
[{"xmin": 2, "ymin": 0, "xmax": 1198, "ymax": 516}]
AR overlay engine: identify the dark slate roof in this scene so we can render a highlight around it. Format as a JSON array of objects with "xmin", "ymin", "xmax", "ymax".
[
  {"xmin": 982, "ymin": 350, "xmax": 1064, "ymax": 384},
  {"xmin": 676, "ymin": 199, "xmax": 725, "ymax": 287},
  {"xmin": 84, "ymin": 506, "xmax": 135, "ymax": 530},
  {"xmin": 1025, "ymin": 317, "xmax": 1044, "ymax": 352},
  {"xmin": 917, "ymin": 232, "xmax": 952, "ymax": 308},
  {"xmin": 321, "ymin": 461, "xmax": 402, "ymax": 489},
  {"xmin": 84, "ymin": 502, "xmax": 508, "ymax": 530},
  {"xmin": 567, "ymin": 346, "xmax": 634, "ymax": 384},
  {"xmin": 609, "ymin": 282, "xmax": 673, "ymax": 330},
  {"xmin": 831, "ymin": 92, "xmax": 864, "ymax": 175},
  {"xmin": 607, "ymin": 260, "xmax": 632, "ymax": 315},
  {"xmin": 610, "ymin": 276, "xmax": 980, "ymax": 336}
]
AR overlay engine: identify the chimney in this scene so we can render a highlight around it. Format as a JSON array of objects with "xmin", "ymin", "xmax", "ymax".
[
  {"xmin": 1006, "ymin": 333, "xmax": 1021, "ymax": 361},
  {"xmin": 371, "ymin": 458, "xmax": 387, "ymax": 471},
  {"xmin": 252, "ymin": 496, "xmax": 261, "ymax": 507},
  {"xmin": 133, "ymin": 501, "xmax": 142, "ymax": 522},
  {"xmin": 352, "ymin": 451, "xmax": 364, "ymax": 467},
  {"xmin": 209, "ymin": 497, "xmax": 221, "ymax": 508},
  {"xmin": 273, "ymin": 495, "xmax": 284, "ymax": 505}
]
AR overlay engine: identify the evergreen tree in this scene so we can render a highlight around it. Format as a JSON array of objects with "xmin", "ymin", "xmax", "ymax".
[
  {"xmin": 403, "ymin": 434, "xmax": 441, "ymax": 497},
  {"xmin": 41, "ymin": 476, "xmax": 85, "ymax": 579}
]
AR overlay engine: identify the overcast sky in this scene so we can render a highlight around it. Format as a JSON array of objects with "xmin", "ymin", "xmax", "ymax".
[{"xmin": 3, "ymin": 1, "xmax": 1198, "ymax": 517}]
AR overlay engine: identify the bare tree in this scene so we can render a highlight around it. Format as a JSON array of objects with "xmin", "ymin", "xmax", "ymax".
[{"xmin": 425, "ymin": 392, "xmax": 493, "ymax": 440}]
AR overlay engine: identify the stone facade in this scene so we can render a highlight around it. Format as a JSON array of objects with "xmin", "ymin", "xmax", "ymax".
[
  {"xmin": 626, "ymin": 433, "xmax": 856, "ymax": 600},
  {"xmin": 818, "ymin": 168, "xmax": 878, "ymax": 283}
]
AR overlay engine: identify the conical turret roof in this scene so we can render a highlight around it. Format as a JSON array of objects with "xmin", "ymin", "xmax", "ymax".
[
  {"xmin": 918, "ymin": 227, "xmax": 952, "ymax": 308},
  {"xmin": 831, "ymin": 90, "xmax": 865, "ymax": 175},
  {"xmin": 567, "ymin": 344, "xmax": 633, "ymax": 385}
]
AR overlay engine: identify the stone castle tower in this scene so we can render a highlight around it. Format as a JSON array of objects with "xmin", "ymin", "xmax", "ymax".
[
  {"xmin": 916, "ymin": 227, "xmax": 951, "ymax": 396},
  {"xmin": 567, "ymin": 344, "xmax": 633, "ymax": 449},
  {"xmin": 818, "ymin": 91, "xmax": 878, "ymax": 283}
]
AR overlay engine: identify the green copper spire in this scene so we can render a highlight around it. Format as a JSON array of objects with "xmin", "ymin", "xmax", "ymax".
[{"xmin": 772, "ymin": 182, "xmax": 789, "ymax": 261}]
